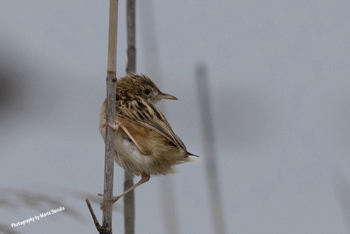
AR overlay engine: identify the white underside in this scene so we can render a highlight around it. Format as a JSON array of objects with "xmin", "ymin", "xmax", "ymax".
[{"xmin": 99, "ymin": 126, "xmax": 154, "ymax": 175}]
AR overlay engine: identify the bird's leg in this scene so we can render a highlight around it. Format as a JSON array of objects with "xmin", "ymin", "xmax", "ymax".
[
  {"xmin": 107, "ymin": 121, "xmax": 144, "ymax": 153},
  {"xmin": 98, "ymin": 173, "xmax": 150, "ymax": 209},
  {"xmin": 113, "ymin": 173, "xmax": 150, "ymax": 201}
]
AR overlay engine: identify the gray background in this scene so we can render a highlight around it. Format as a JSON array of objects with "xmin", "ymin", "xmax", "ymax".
[{"xmin": 1, "ymin": 0, "xmax": 350, "ymax": 233}]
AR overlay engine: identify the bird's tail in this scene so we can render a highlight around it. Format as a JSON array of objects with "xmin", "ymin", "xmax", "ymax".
[
  {"xmin": 187, "ymin": 151, "xmax": 199, "ymax": 157},
  {"xmin": 186, "ymin": 151, "xmax": 199, "ymax": 162}
]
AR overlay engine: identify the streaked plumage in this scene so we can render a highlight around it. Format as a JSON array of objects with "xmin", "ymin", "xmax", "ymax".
[{"xmin": 99, "ymin": 74, "xmax": 196, "ymax": 203}]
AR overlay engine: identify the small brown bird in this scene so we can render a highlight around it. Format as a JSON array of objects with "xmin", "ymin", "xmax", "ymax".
[{"xmin": 99, "ymin": 74, "xmax": 196, "ymax": 203}]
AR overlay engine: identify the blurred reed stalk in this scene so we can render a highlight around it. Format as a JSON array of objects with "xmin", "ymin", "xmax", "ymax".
[
  {"xmin": 86, "ymin": 0, "xmax": 118, "ymax": 233},
  {"xmin": 195, "ymin": 64, "xmax": 226, "ymax": 234},
  {"xmin": 329, "ymin": 167, "xmax": 350, "ymax": 233},
  {"xmin": 124, "ymin": 0, "xmax": 136, "ymax": 233},
  {"xmin": 138, "ymin": 1, "xmax": 180, "ymax": 233}
]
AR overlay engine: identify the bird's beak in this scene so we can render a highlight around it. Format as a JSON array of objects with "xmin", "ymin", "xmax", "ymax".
[{"xmin": 157, "ymin": 92, "xmax": 178, "ymax": 100}]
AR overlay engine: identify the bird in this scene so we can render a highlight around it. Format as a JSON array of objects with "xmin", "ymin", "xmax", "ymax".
[{"xmin": 98, "ymin": 73, "xmax": 197, "ymax": 205}]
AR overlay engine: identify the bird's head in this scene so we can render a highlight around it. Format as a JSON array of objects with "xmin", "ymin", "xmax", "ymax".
[{"xmin": 116, "ymin": 74, "xmax": 177, "ymax": 104}]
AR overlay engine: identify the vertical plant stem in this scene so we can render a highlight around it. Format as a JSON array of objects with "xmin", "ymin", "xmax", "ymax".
[
  {"xmin": 126, "ymin": 0, "xmax": 136, "ymax": 74},
  {"xmin": 124, "ymin": 170, "xmax": 135, "ymax": 234},
  {"xmin": 329, "ymin": 164, "xmax": 350, "ymax": 233},
  {"xmin": 196, "ymin": 64, "xmax": 226, "ymax": 234},
  {"xmin": 125, "ymin": 0, "xmax": 136, "ymax": 233},
  {"xmin": 103, "ymin": 0, "xmax": 119, "ymax": 232}
]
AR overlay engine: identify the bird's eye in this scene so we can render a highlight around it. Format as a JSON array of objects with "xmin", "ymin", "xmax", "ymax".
[{"xmin": 144, "ymin": 89, "xmax": 151, "ymax": 95}]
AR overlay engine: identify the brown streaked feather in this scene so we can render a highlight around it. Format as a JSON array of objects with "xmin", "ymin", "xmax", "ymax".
[
  {"xmin": 116, "ymin": 117, "xmax": 152, "ymax": 155},
  {"xmin": 115, "ymin": 98, "xmax": 188, "ymax": 152}
]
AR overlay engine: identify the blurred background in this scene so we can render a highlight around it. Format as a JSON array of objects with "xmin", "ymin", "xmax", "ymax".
[{"xmin": 1, "ymin": 0, "xmax": 350, "ymax": 233}]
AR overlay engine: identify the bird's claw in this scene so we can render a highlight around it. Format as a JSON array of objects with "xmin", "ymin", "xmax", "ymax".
[
  {"xmin": 98, "ymin": 121, "xmax": 120, "ymax": 131},
  {"xmin": 98, "ymin": 193, "xmax": 121, "ymax": 210},
  {"xmin": 107, "ymin": 122, "xmax": 119, "ymax": 130}
]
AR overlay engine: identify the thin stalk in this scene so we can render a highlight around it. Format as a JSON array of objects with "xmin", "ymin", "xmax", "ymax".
[
  {"xmin": 329, "ymin": 165, "xmax": 350, "ymax": 233},
  {"xmin": 86, "ymin": 1, "xmax": 118, "ymax": 233},
  {"xmin": 196, "ymin": 64, "xmax": 226, "ymax": 234},
  {"xmin": 124, "ymin": 0, "xmax": 136, "ymax": 234},
  {"xmin": 103, "ymin": 0, "xmax": 119, "ymax": 232}
]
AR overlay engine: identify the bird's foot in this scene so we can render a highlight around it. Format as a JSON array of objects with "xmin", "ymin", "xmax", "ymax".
[
  {"xmin": 98, "ymin": 193, "xmax": 121, "ymax": 210},
  {"xmin": 107, "ymin": 122, "xmax": 120, "ymax": 131},
  {"xmin": 98, "ymin": 121, "xmax": 120, "ymax": 131}
]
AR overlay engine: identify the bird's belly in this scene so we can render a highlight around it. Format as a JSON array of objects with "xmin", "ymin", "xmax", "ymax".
[
  {"xmin": 113, "ymin": 132, "xmax": 154, "ymax": 175},
  {"xmin": 99, "ymin": 126, "xmax": 183, "ymax": 175}
]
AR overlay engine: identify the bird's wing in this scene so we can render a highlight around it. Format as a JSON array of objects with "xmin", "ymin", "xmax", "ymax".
[{"xmin": 116, "ymin": 99, "xmax": 187, "ymax": 151}]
